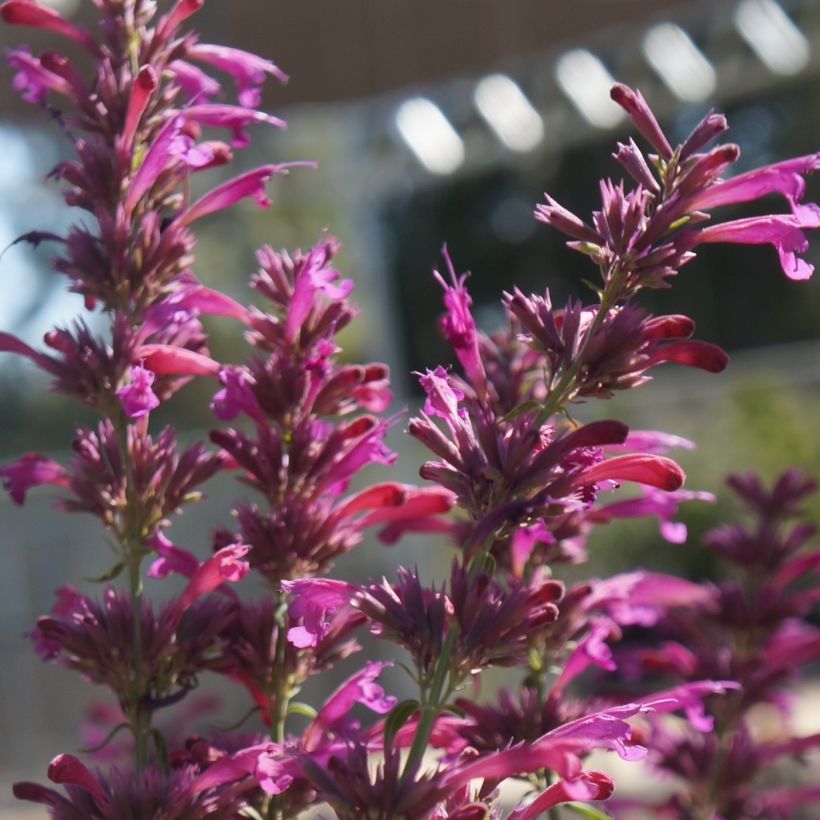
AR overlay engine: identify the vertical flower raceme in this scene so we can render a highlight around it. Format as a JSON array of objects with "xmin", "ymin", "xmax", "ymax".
[
  {"xmin": 0, "ymin": 0, "xmax": 298, "ymax": 801},
  {"xmin": 537, "ymin": 84, "xmax": 818, "ymax": 287},
  {"xmin": 608, "ymin": 471, "xmax": 820, "ymax": 818}
]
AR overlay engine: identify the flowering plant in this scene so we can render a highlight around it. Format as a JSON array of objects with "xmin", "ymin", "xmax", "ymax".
[{"xmin": 1, "ymin": 1, "xmax": 818, "ymax": 818}]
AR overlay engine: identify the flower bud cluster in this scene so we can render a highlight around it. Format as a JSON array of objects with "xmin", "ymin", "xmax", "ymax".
[{"xmin": 610, "ymin": 471, "xmax": 820, "ymax": 817}]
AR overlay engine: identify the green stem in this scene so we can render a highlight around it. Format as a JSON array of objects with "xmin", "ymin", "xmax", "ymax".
[
  {"xmin": 534, "ymin": 290, "xmax": 614, "ymax": 428},
  {"xmin": 127, "ymin": 554, "xmax": 148, "ymax": 778},
  {"xmin": 402, "ymin": 536, "xmax": 497, "ymax": 779},
  {"xmin": 267, "ymin": 594, "xmax": 290, "ymax": 820},
  {"xmin": 114, "ymin": 416, "xmax": 150, "ymax": 782}
]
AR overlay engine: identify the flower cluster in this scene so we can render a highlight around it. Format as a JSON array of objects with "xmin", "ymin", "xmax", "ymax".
[
  {"xmin": 2, "ymin": 1, "xmax": 819, "ymax": 818},
  {"xmin": 609, "ymin": 471, "xmax": 820, "ymax": 818}
]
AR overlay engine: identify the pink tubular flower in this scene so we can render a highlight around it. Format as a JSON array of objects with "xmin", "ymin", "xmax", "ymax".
[
  {"xmin": 210, "ymin": 365, "xmax": 262, "ymax": 422},
  {"xmin": 123, "ymin": 66, "xmax": 157, "ymax": 147},
  {"xmin": 6, "ymin": 46, "xmax": 72, "ymax": 103},
  {"xmin": 303, "ymin": 661, "xmax": 396, "ymax": 751},
  {"xmin": 176, "ymin": 164, "xmax": 294, "ymax": 226},
  {"xmin": 186, "ymin": 103, "xmax": 285, "ymax": 148},
  {"xmin": 693, "ymin": 213, "xmax": 815, "ymax": 281},
  {"xmin": 433, "ymin": 248, "xmax": 487, "ymax": 399},
  {"xmin": 0, "ymin": 453, "xmax": 69, "ymax": 504},
  {"xmin": 138, "ymin": 343, "xmax": 220, "ymax": 376},
  {"xmin": 282, "ymin": 577, "xmax": 358, "ymax": 648},
  {"xmin": 509, "ymin": 771, "xmax": 614, "ymax": 818},
  {"xmin": 47, "ymin": 754, "xmax": 112, "ymax": 812},
  {"xmin": 126, "ymin": 115, "xmax": 220, "ymax": 213},
  {"xmin": 284, "ymin": 244, "xmax": 353, "ymax": 343},
  {"xmin": 689, "ymin": 153, "xmax": 820, "ymax": 224},
  {"xmin": 190, "ymin": 742, "xmax": 297, "ymax": 796},
  {"xmin": 167, "ymin": 59, "xmax": 220, "ymax": 101},
  {"xmin": 574, "ymin": 453, "xmax": 685, "ymax": 492},
  {"xmin": 590, "ymin": 486, "xmax": 714, "ymax": 543},
  {"xmin": 115, "ymin": 363, "xmax": 160, "ymax": 419},
  {"xmin": 188, "ymin": 43, "xmax": 288, "ymax": 107},
  {"xmin": 155, "ymin": 0, "xmax": 203, "ymax": 41},
  {"xmin": 169, "ymin": 543, "xmax": 250, "ymax": 623},
  {"xmin": 1, "ymin": 1, "xmax": 100, "ymax": 54},
  {"xmin": 145, "ymin": 531, "xmax": 200, "ymax": 579}
]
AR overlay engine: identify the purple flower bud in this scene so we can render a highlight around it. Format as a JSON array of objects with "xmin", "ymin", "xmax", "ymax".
[{"xmin": 610, "ymin": 83, "xmax": 672, "ymax": 159}]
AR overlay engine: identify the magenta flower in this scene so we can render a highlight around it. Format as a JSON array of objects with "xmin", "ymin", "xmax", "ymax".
[
  {"xmin": 210, "ymin": 365, "xmax": 263, "ymax": 422},
  {"xmin": 284, "ymin": 244, "xmax": 353, "ymax": 343},
  {"xmin": 283, "ymin": 577, "xmax": 359, "ymax": 648},
  {"xmin": 689, "ymin": 153, "xmax": 820, "ymax": 224},
  {"xmin": 590, "ymin": 486, "xmax": 714, "ymax": 543},
  {"xmin": 115, "ymin": 363, "xmax": 161, "ymax": 419},
  {"xmin": 138, "ymin": 343, "xmax": 220, "ymax": 376},
  {"xmin": 693, "ymin": 213, "xmax": 815, "ymax": 280},
  {"xmin": 177, "ymin": 164, "xmax": 293, "ymax": 225},
  {"xmin": 145, "ymin": 531, "xmax": 200, "ymax": 580},
  {"xmin": 189, "ymin": 741, "xmax": 296, "ymax": 796},
  {"xmin": 573, "ymin": 452, "xmax": 685, "ymax": 492},
  {"xmin": 155, "ymin": 0, "xmax": 203, "ymax": 41},
  {"xmin": 186, "ymin": 103, "xmax": 285, "ymax": 147},
  {"xmin": 169, "ymin": 543, "xmax": 250, "ymax": 623},
  {"xmin": 302, "ymin": 661, "xmax": 396, "ymax": 751},
  {"xmin": 0, "ymin": 453, "xmax": 69, "ymax": 504},
  {"xmin": 126, "ymin": 115, "xmax": 217, "ymax": 213},
  {"xmin": 188, "ymin": 43, "xmax": 288, "ymax": 107},
  {"xmin": 1, "ymin": 1, "xmax": 100, "ymax": 54},
  {"xmin": 122, "ymin": 66, "xmax": 157, "ymax": 147},
  {"xmin": 433, "ymin": 249, "xmax": 487, "ymax": 399},
  {"xmin": 6, "ymin": 46, "xmax": 72, "ymax": 102},
  {"xmin": 167, "ymin": 59, "xmax": 220, "ymax": 101},
  {"xmin": 508, "ymin": 771, "xmax": 614, "ymax": 818}
]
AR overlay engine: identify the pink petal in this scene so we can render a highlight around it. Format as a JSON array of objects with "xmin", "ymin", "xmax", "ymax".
[
  {"xmin": 0, "ymin": 453, "xmax": 69, "ymax": 505},
  {"xmin": 138, "ymin": 344, "xmax": 220, "ymax": 376},
  {"xmin": 576, "ymin": 454, "xmax": 685, "ymax": 491},
  {"xmin": 170, "ymin": 543, "xmax": 250, "ymax": 622},
  {"xmin": 47, "ymin": 754, "xmax": 111, "ymax": 809},
  {"xmin": 123, "ymin": 66, "xmax": 157, "ymax": 146},
  {"xmin": 1, "ymin": 1, "xmax": 100, "ymax": 54}
]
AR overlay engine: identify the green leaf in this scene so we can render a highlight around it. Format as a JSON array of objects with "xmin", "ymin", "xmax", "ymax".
[
  {"xmin": 287, "ymin": 701, "xmax": 318, "ymax": 720},
  {"xmin": 238, "ymin": 807, "xmax": 265, "ymax": 820},
  {"xmin": 442, "ymin": 702, "xmax": 466, "ymax": 718},
  {"xmin": 211, "ymin": 704, "xmax": 264, "ymax": 732},
  {"xmin": 565, "ymin": 802, "xmax": 613, "ymax": 819},
  {"xmin": 85, "ymin": 561, "xmax": 125, "ymax": 583},
  {"xmin": 383, "ymin": 699, "xmax": 420, "ymax": 749},
  {"xmin": 78, "ymin": 721, "xmax": 131, "ymax": 753},
  {"xmin": 151, "ymin": 728, "xmax": 169, "ymax": 772}
]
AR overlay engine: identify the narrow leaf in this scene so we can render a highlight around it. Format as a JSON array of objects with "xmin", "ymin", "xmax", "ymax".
[
  {"xmin": 78, "ymin": 721, "xmax": 131, "ymax": 753},
  {"xmin": 384, "ymin": 699, "xmax": 419, "ymax": 748},
  {"xmin": 85, "ymin": 562, "xmax": 125, "ymax": 583},
  {"xmin": 566, "ymin": 803, "xmax": 613, "ymax": 819}
]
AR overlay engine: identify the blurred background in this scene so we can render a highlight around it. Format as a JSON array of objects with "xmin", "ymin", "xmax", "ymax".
[{"xmin": 1, "ymin": 0, "xmax": 819, "ymax": 814}]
